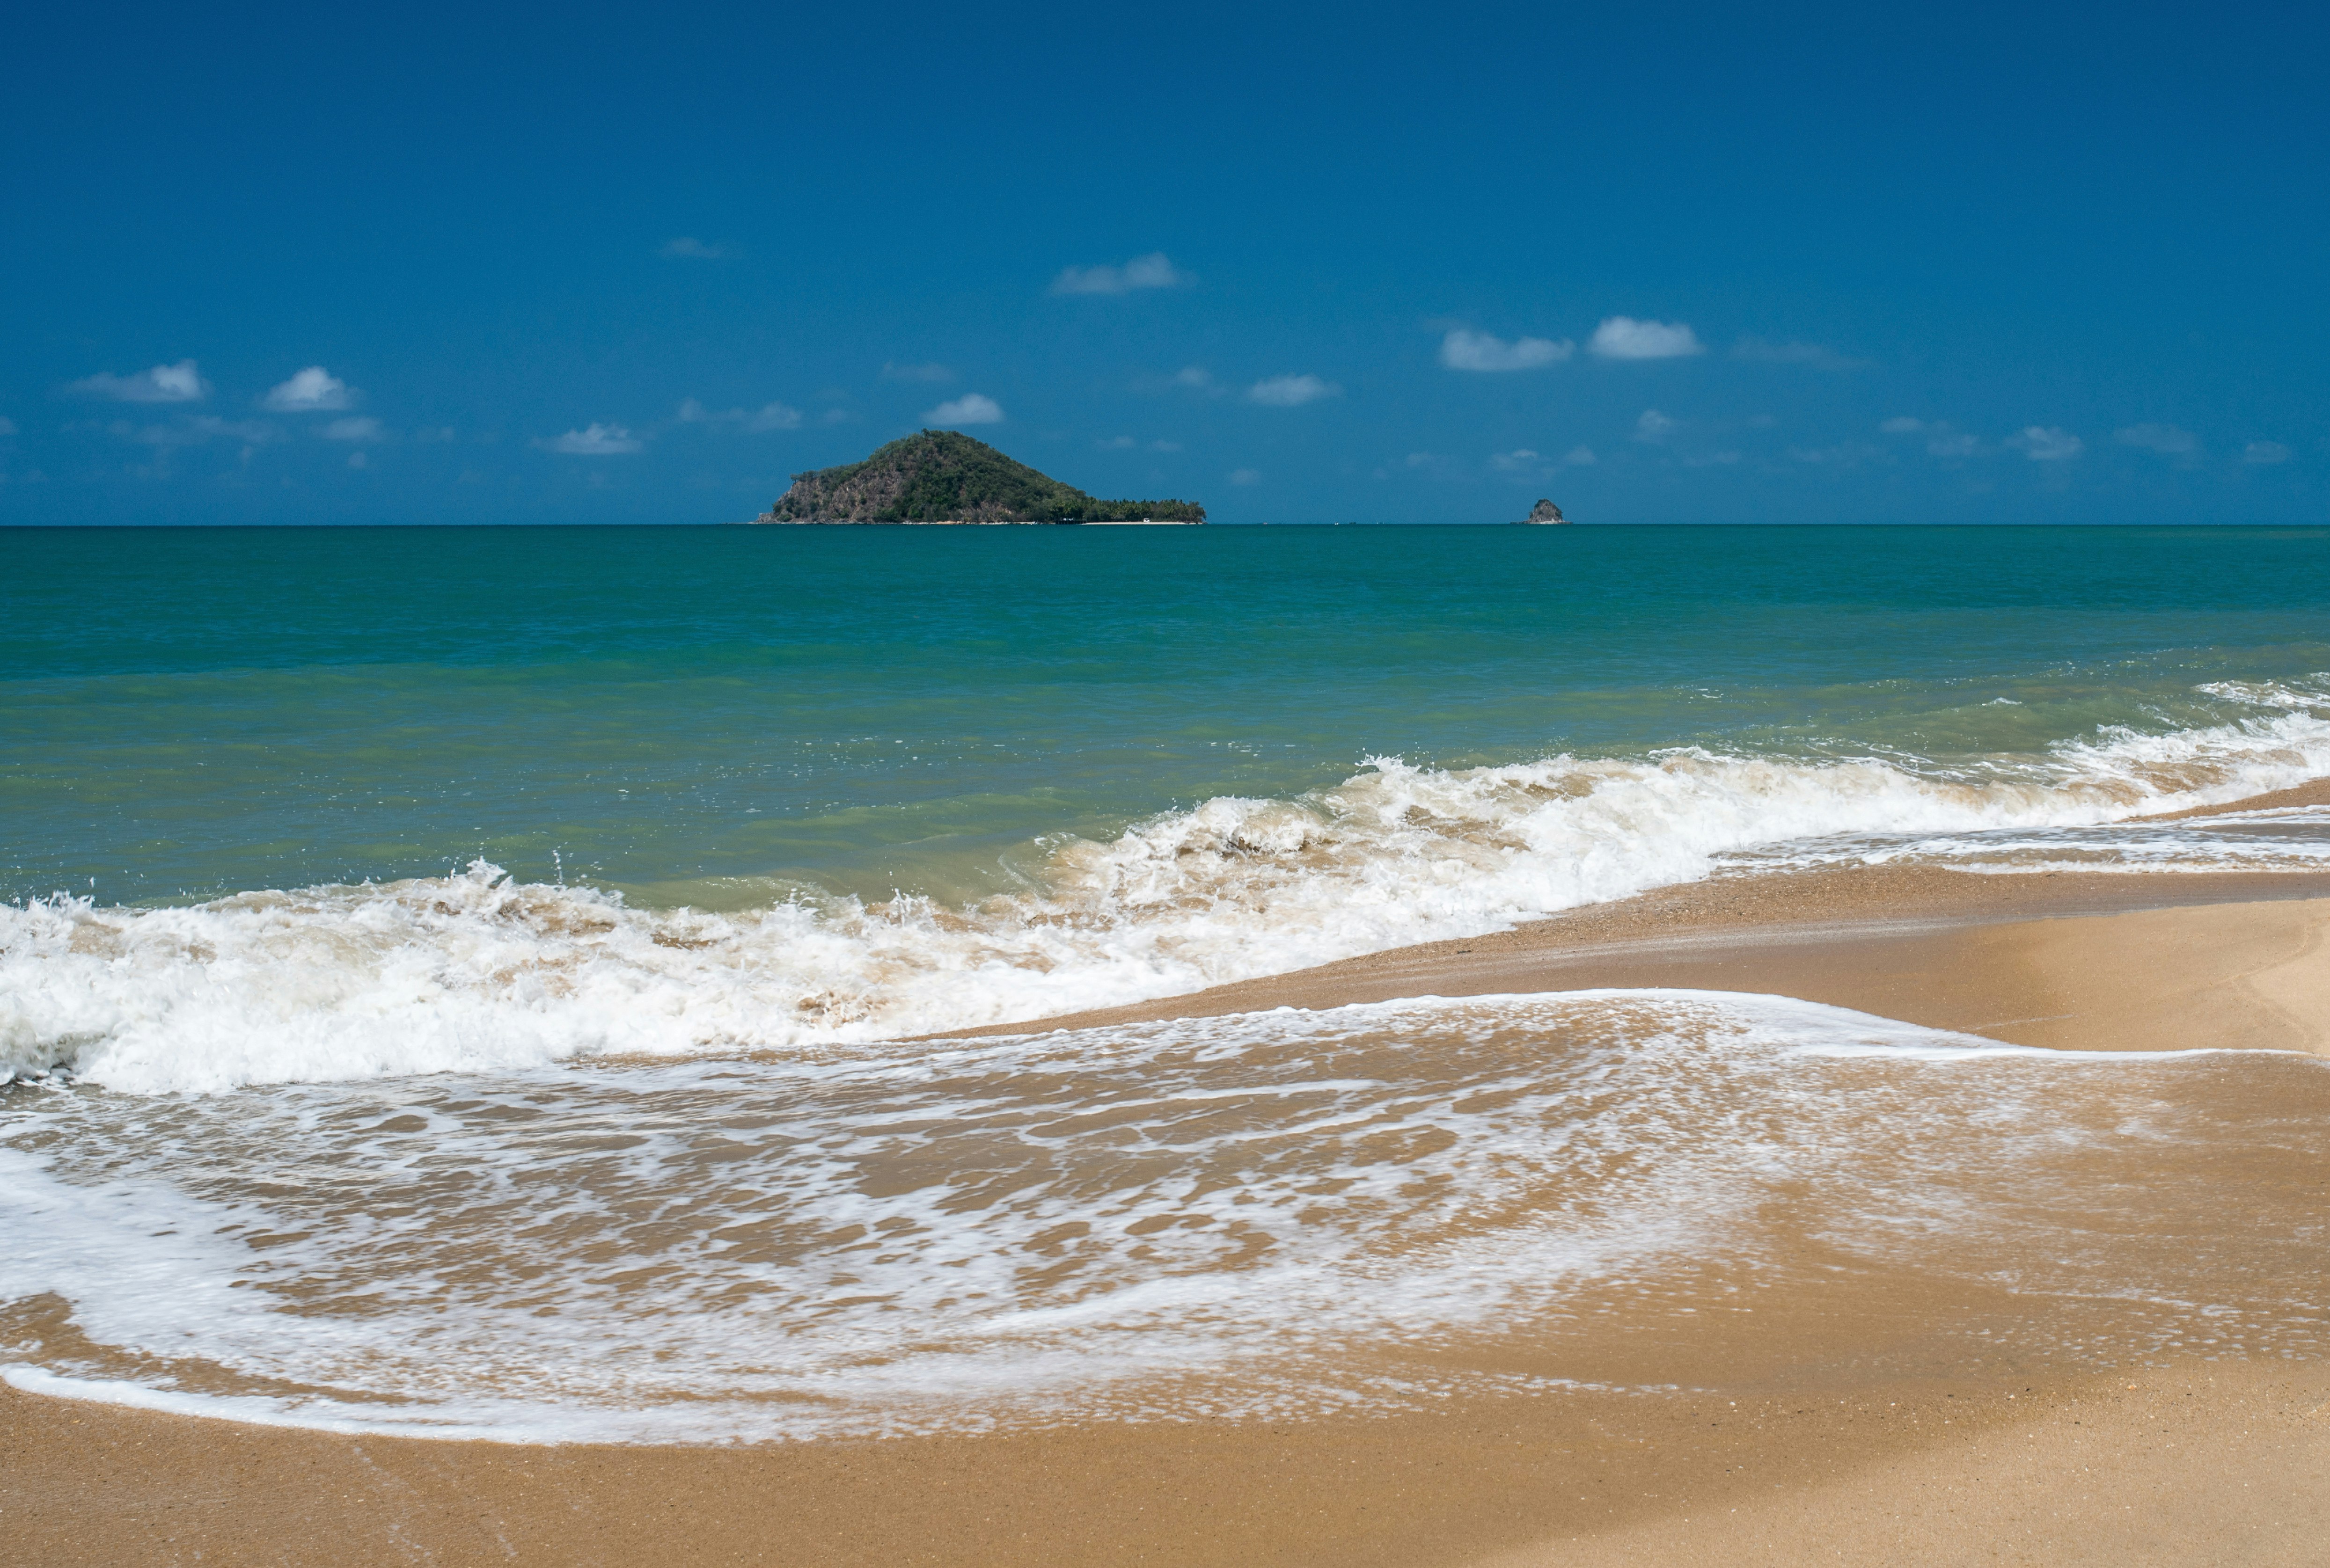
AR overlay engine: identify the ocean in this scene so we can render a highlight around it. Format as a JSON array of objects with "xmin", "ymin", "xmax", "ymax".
[{"xmin": 7, "ymin": 523, "xmax": 2330, "ymax": 1440}]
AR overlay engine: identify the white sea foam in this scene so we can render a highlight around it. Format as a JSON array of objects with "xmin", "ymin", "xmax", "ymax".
[
  {"xmin": 7, "ymin": 703, "xmax": 2330, "ymax": 1093},
  {"xmin": 5, "ymin": 991, "xmax": 2321, "ymax": 1443}
]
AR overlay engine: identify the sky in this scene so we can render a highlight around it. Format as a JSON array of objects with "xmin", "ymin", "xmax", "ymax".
[{"xmin": 3, "ymin": 0, "xmax": 2325, "ymax": 525}]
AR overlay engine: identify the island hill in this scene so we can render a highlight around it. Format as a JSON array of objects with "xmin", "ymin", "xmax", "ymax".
[{"xmin": 751, "ymin": 431, "xmax": 1205, "ymax": 525}]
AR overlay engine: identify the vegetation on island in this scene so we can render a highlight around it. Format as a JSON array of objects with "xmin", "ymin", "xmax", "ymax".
[{"xmin": 757, "ymin": 431, "xmax": 1206, "ymax": 524}]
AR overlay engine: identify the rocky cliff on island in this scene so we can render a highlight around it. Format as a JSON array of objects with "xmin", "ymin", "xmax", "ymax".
[
  {"xmin": 752, "ymin": 431, "xmax": 1206, "ymax": 524},
  {"xmin": 1513, "ymin": 498, "xmax": 1572, "ymax": 525}
]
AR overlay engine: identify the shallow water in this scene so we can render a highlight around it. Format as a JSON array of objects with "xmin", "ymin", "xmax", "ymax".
[{"xmin": 12, "ymin": 526, "xmax": 2330, "ymax": 1086}]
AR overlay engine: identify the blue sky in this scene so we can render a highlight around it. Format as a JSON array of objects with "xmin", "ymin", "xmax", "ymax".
[{"xmin": 4, "ymin": 0, "xmax": 2324, "ymax": 524}]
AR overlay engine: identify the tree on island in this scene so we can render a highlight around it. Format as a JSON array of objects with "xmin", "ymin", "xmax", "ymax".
[{"xmin": 755, "ymin": 431, "xmax": 1206, "ymax": 524}]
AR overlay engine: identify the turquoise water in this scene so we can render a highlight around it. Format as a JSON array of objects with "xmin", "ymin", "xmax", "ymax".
[{"xmin": 8, "ymin": 524, "xmax": 2330, "ymax": 909}]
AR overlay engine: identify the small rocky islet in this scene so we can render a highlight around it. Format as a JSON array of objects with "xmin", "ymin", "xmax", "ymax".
[{"xmin": 750, "ymin": 431, "xmax": 1206, "ymax": 525}]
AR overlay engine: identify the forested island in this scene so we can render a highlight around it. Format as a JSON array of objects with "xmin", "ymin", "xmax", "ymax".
[{"xmin": 751, "ymin": 431, "xmax": 1206, "ymax": 524}]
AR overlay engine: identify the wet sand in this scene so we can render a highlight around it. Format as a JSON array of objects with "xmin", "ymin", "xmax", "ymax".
[{"xmin": 9, "ymin": 787, "xmax": 2330, "ymax": 1566}]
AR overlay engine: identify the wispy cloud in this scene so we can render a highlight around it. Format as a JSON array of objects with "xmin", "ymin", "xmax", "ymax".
[
  {"xmin": 2116, "ymin": 423, "xmax": 2198, "ymax": 456},
  {"xmin": 1098, "ymin": 435, "xmax": 1182, "ymax": 452},
  {"xmin": 1247, "ymin": 373, "xmax": 1340, "ymax": 407},
  {"xmin": 540, "ymin": 423, "xmax": 645, "ymax": 455},
  {"xmin": 321, "ymin": 416, "xmax": 386, "ymax": 443},
  {"xmin": 1439, "ymin": 329, "xmax": 1573, "ymax": 372},
  {"xmin": 1050, "ymin": 252, "xmax": 1194, "ymax": 296},
  {"xmin": 1880, "ymin": 417, "xmax": 1977, "ymax": 458},
  {"xmin": 1634, "ymin": 409, "xmax": 1677, "ymax": 441},
  {"xmin": 1562, "ymin": 445, "xmax": 1596, "ymax": 466},
  {"xmin": 926, "ymin": 394, "xmax": 1004, "ymax": 426},
  {"xmin": 677, "ymin": 398, "xmax": 802, "ymax": 431},
  {"xmin": 1589, "ymin": 318, "xmax": 1704, "ymax": 360},
  {"xmin": 881, "ymin": 361, "xmax": 955, "ymax": 384},
  {"xmin": 69, "ymin": 359, "xmax": 207, "ymax": 403},
  {"xmin": 1787, "ymin": 442, "xmax": 1885, "ymax": 465},
  {"xmin": 1732, "ymin": 337, "xmax": 1866, "ymax": 370},
  {"xmin": 1228, "ymin": 467, "xmax": 1261, "ymax": 486},
  {"xmin": 660, "ymin": 237, "xmax": 730, "ymax": 259},
  {"xmin": 0, "ymin": 417, "xmax": 15, "ymax": 438},
  {"xmin": 1490, "ymin": 448, "xmax": 1543, "ymax": 472},
  {"xmin": 126, "ymin": 415, "xmax": 277, "ymax": 448},
  {"xmin": 2245, "ymin": 441, "xmax": 2292, "ymax": 465},
  {"xmin": 264, "ymin": 366, "xmax": 356, "ymax": 412},
  {"xmin": 2009, "ymin": 426, "xmax": 2084, "ymax": 461}
]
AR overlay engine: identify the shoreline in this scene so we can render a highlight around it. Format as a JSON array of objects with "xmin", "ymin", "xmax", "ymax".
[
  {"xmin": 10, "ymin": 783, "xmax": 2330, "ymax": 1564},
  {"xmin": 940, "ymin": 864, "xmax": 2330, "ymax": 1057},
  {"xmin": 932, "ymin": 777, "xmax": 2330, "ymax": 1051}
]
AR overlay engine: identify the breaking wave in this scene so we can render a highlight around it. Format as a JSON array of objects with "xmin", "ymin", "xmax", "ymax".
[{"xmin": 8, "ymin": 701, "xmax": 2330, "ymax": 1094}]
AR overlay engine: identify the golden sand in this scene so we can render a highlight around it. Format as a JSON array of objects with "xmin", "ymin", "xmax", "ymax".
[{"xmin": 9, "ymin": 792, "xmax": 2330, "ymax": 1566}]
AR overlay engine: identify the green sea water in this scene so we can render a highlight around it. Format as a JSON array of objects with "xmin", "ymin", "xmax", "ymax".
[{"xmin": 8, "ymin": 523, "xmax": 2330, "ymax": 910}]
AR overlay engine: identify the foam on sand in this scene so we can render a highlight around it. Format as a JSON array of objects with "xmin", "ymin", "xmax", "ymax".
[{"xmin": 5, "ymin": 991, "xmax": 2326, "ymax": 1442}]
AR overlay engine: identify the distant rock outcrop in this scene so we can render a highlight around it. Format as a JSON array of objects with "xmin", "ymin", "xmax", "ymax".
[
  {"xmin": 1514, "ymin": 498, "xmax": 1571, "ymax": 525},
  {"xmin": 751, "ymin": 430, "xmax": 1205, "ymax": 524}
]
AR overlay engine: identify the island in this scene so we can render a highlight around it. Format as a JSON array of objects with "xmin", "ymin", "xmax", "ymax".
[
  {"xmin": 1511, "ymin": 498, "xmax": 1572, "ymax": 524},
  {"xmin": 749, "ymin": 431, "xmax": 1206, "ymax": 525}
]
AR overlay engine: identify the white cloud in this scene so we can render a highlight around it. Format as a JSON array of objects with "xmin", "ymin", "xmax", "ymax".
[
  {"xmin": 881, "ymin": 361, "xmax": 955, "ymax": 383},
  {"xmin": 678, "ymin": 398, "xmax": 802, "ymax": 431},
  {"xmin": 347, "ymin": 450, "xmax": 369, "ymax": 469},
  {"xmin": 2245, "ymin": 441, "xmax": 2293, "ymax": 465},
  {"xmin": 1732, "ymin": 337, "xmax": 1864, "ymax": 370},
  {"xmin": 1562, "ymin": 445, "xmax": 1596, "ymax": 466},
  {"xmin": 1050, "ymin": 252, "xmax": 1194, "ymax": 295},
  {"xmin": 1099, "ymin": 435, "xmax": 1138, "ymax": 449},
  {"xmin": 1228, "ymin": 467, "xmax": 1261, "ymax": 486},
  {"xmin": 542, "ymin": 423, "xmax": 645, "ymax": 455},
  {"xmin": 1589, "ymin": 318, "xmax": 1705, "ymax": 360},
  {"xmin": 2116, "ymin": 423, "xmax": 2198, "ymax": 456},
  {"xmin": 1439, "ymin": 329, "xmax": 1573, "ymax": 372},
  {"xmin": 1491, "ymin": 448, "xmax": 1542, "ymax": 472},
  {"xmin": 2010, "ymin": 426, "xmax": 2083, "ymax": 461},
  {"xmin": 1247, "ymin": 373, "xmax": 1340, "ymax": 407},
  {"xmin": 926, "ymin": 394, "xmax": 1004, "ymax": 426},
  {"xmin": 660, "ymin": 237, "xmax": 730, "ymax": 259},
  {"xmin": 1634, "ymin": 408, "xmax": 1677, "ymax": 441},
  {"xmin": 321, "ymin": 416, "xmax": 386, "ymax": 443},
  {"xmin": 1879, "ymin": 416, "xmax": 1927, "ymax": 434},
  {"xmin": 69, "ymin": 359, "xmax": 207, "ymax": 403},
  {"xmin": 263, "ymin": 366, "xmax": 355, "ymax": 412}
]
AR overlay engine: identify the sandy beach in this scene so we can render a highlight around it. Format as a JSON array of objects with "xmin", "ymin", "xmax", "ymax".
[{"xmin": 9, "ymin": 788, "xmax": 2330, "ymax": 1566}]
